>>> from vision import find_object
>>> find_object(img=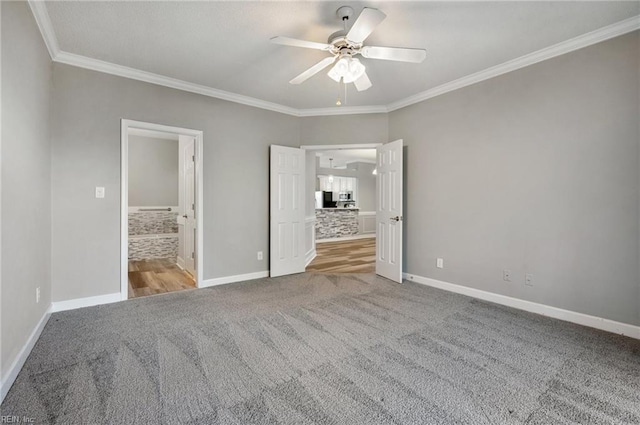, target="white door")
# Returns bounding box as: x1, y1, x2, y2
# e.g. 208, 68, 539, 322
270, 145, 305, 277
182, 136, 197, 276
376, 139, 403, 283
